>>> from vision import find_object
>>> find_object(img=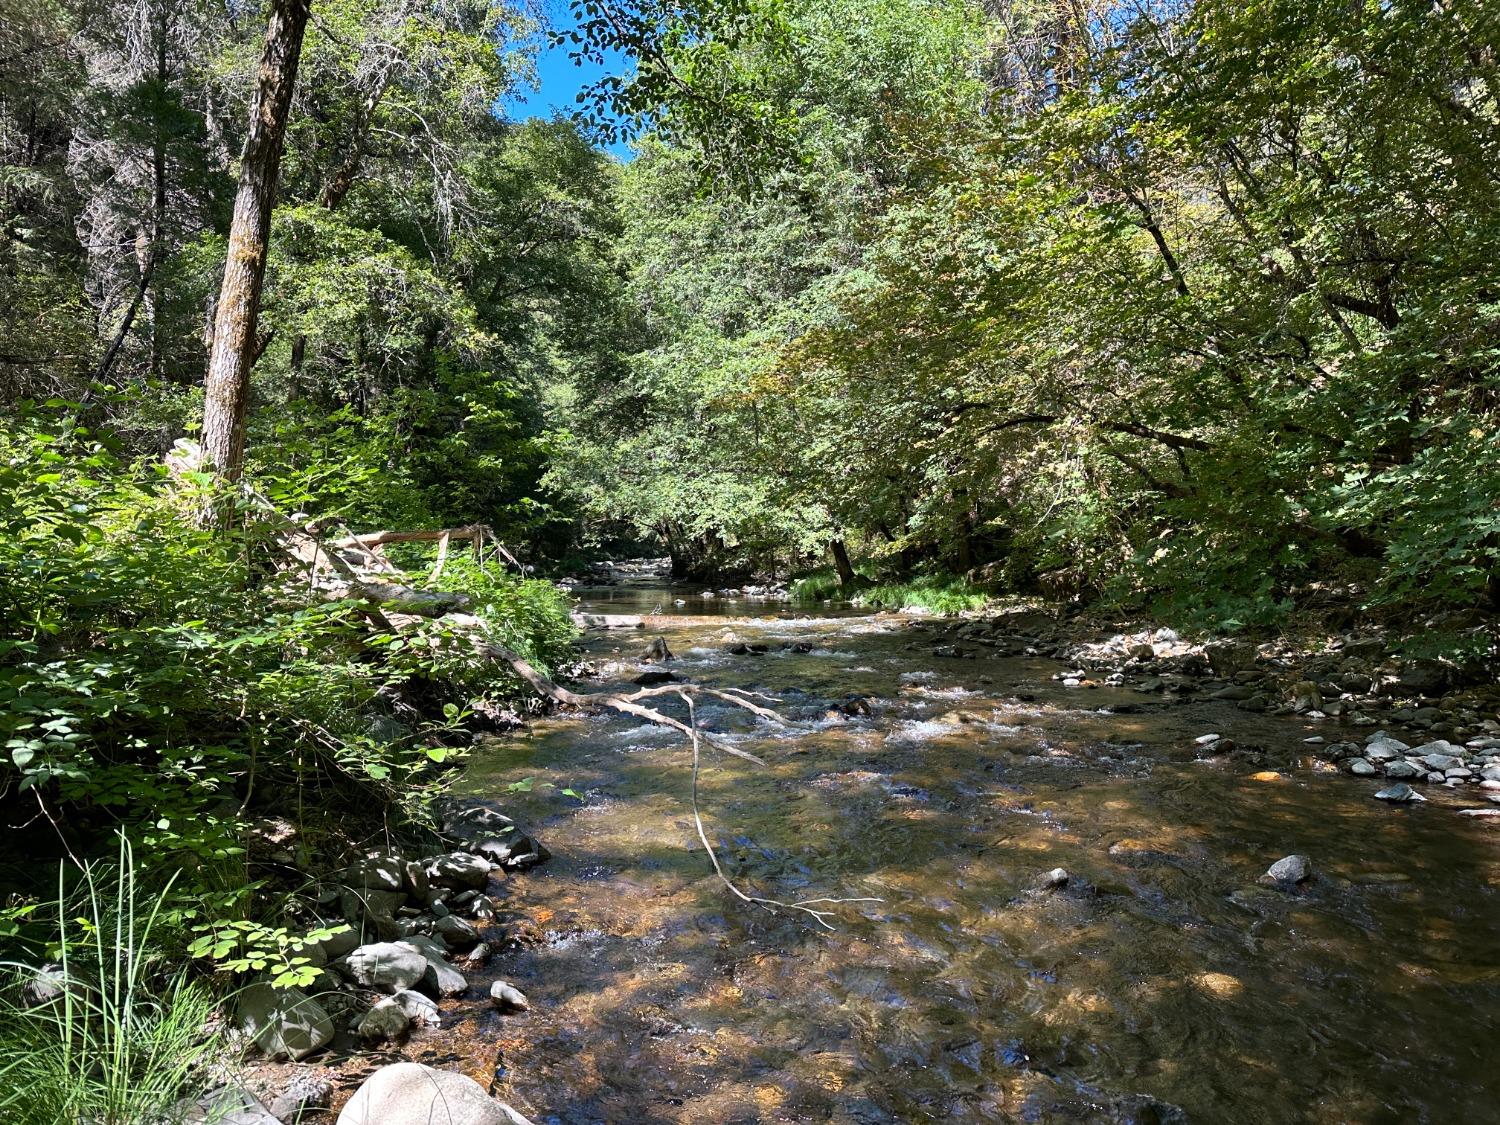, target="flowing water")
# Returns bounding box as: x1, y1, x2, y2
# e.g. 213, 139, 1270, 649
441, 578, 1500, 1124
